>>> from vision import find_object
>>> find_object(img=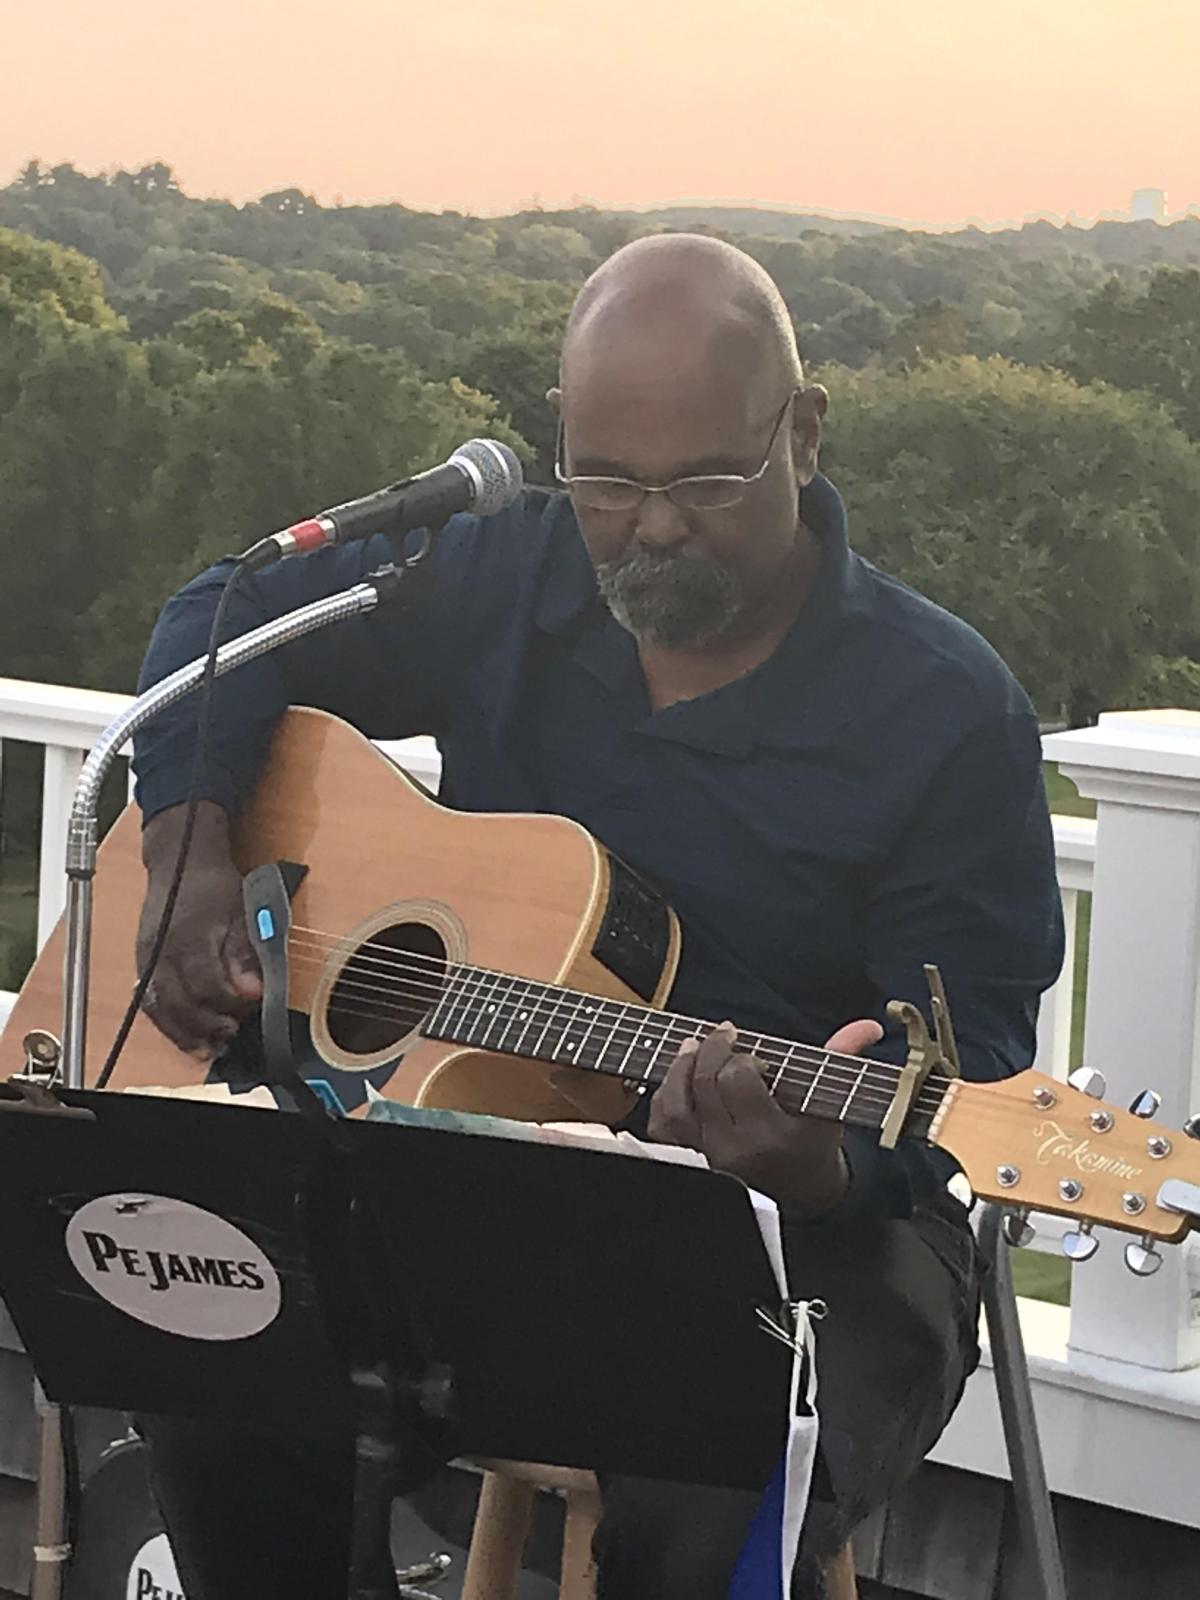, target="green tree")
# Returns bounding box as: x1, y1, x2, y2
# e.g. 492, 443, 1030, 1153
820, 357, 1200, 723
1056, 268, 1200, 440
1122, 654, 1200, 712
459, 313, 566, 479
886, 299, 969, 365
0, 227, 118, 327
81, 344, 529, 688
0, 312, 166, 684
